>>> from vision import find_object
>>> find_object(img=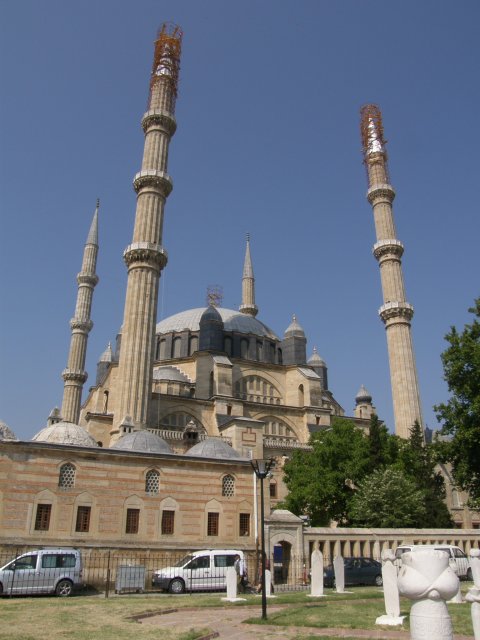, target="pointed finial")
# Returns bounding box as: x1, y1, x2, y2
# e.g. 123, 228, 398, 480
96, 198, 100, 209
86, 200, 99, 246
246, 232, 250, 242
